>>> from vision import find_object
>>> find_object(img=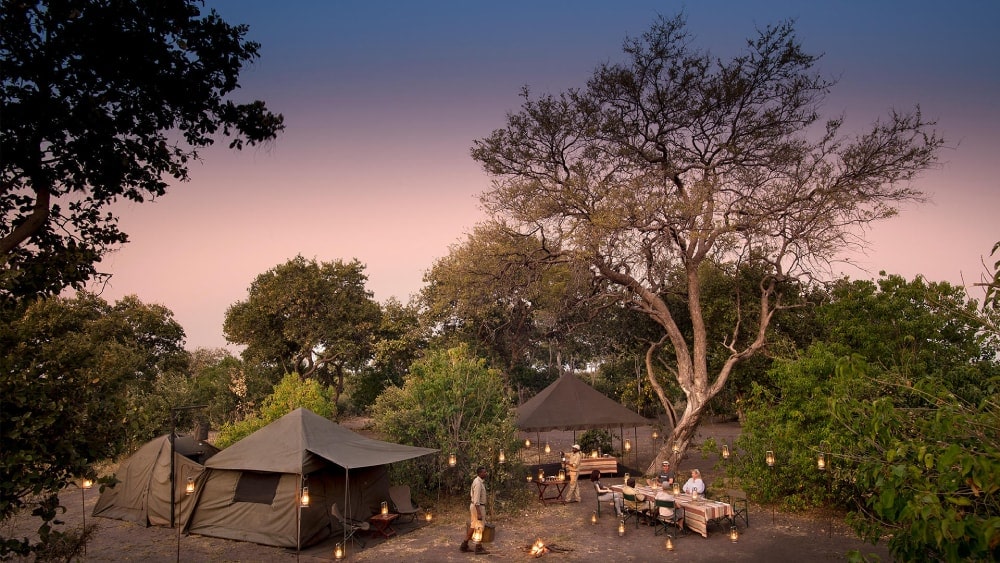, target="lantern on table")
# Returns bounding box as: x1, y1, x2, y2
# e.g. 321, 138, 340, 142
672, 482, 681, 496
557, 469, 565, 481
538, 468, 545, 480
381, 501, 388, 515
591, 450, 598, 458
691, 490, 699, 501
